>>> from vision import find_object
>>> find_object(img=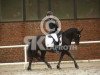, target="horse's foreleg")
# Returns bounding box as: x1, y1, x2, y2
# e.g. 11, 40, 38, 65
66, 51, 79, 69
57, 52, 65, 69
40, 51, 52, 69
27, 57, 33, 70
